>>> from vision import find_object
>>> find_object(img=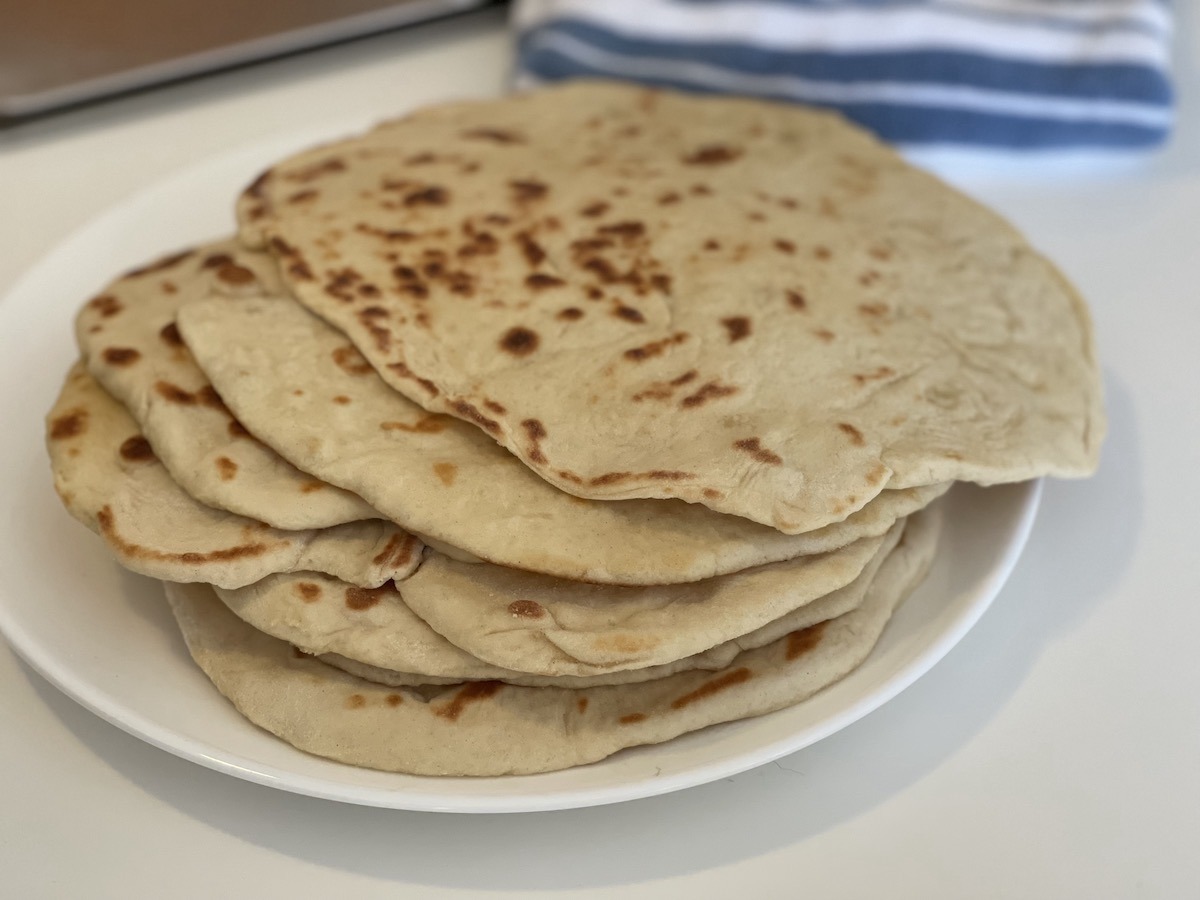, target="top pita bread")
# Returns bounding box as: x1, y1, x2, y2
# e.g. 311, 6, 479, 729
238, 80, 1104, 533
